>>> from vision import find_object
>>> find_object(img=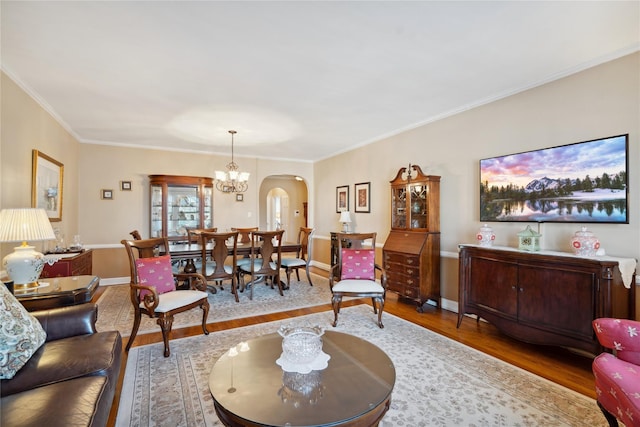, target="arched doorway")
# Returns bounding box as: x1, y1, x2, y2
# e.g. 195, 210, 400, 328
260, 175, 308, 242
